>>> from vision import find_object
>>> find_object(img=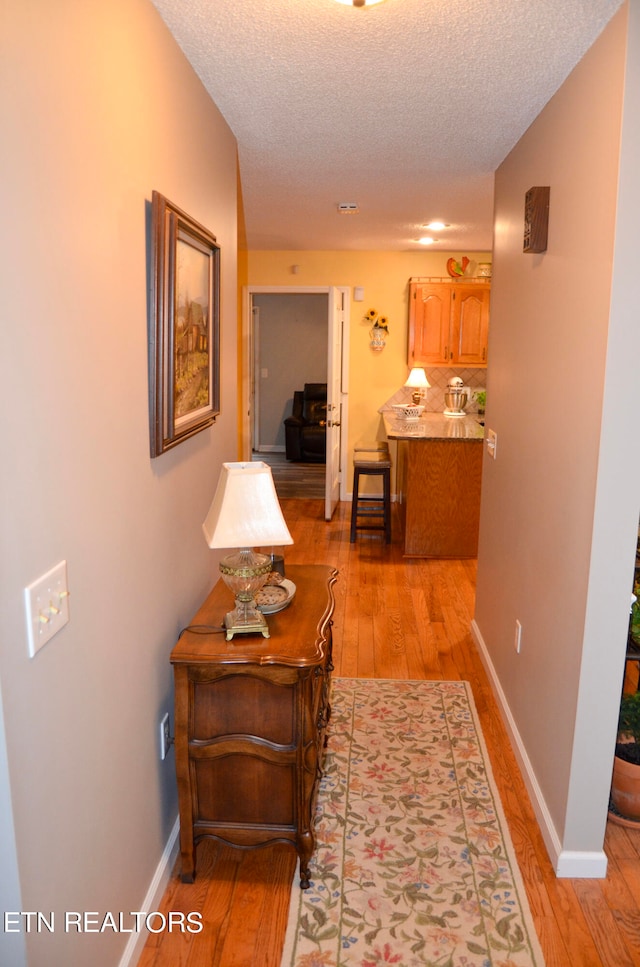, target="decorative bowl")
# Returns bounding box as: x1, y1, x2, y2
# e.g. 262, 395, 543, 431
392, 404, 424, 421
